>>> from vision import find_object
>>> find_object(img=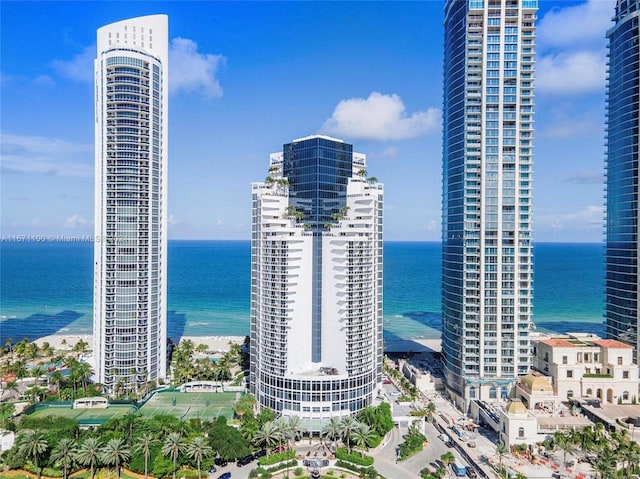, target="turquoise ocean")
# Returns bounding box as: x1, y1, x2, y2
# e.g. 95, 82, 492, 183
0, 241, 605, 343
